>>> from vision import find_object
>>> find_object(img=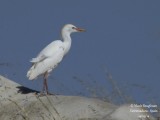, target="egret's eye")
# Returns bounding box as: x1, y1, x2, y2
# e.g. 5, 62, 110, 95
72, 27, 75, 29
